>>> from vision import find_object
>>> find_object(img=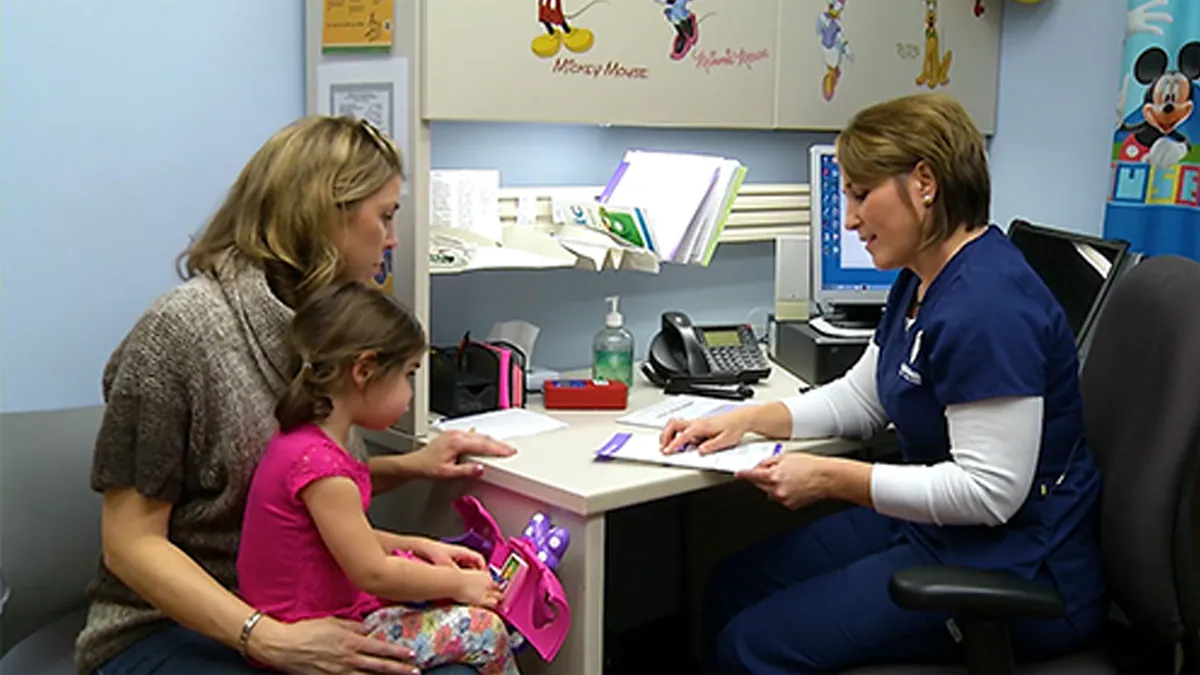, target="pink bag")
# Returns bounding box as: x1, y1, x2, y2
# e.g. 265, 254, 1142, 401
444, 496, 572, 661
